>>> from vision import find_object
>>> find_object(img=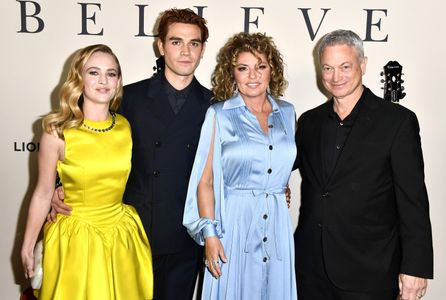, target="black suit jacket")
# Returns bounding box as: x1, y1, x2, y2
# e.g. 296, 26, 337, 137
120, 74, 212, 255
295, 87, 433, 291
